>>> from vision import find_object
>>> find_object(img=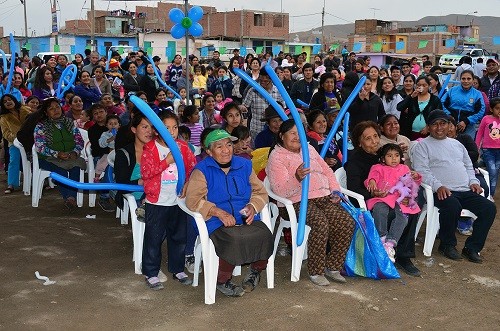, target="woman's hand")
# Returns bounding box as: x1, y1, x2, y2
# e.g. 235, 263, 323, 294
411, 89, 419, 98
219, 210, 236, 227
295, 163, 311, 182
359, 88, 369, 100
57, 151, 70, 160
419, 126, 429, 136
457, 121, 466, 132
410, 171, 419, 180
240, 204, 256, 225
325, 157, 337, 167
